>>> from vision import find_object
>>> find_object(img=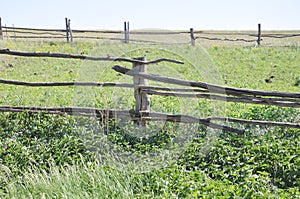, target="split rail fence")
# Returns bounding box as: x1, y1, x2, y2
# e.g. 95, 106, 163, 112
0, 48, 299, 134
1, 18, 300, 46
